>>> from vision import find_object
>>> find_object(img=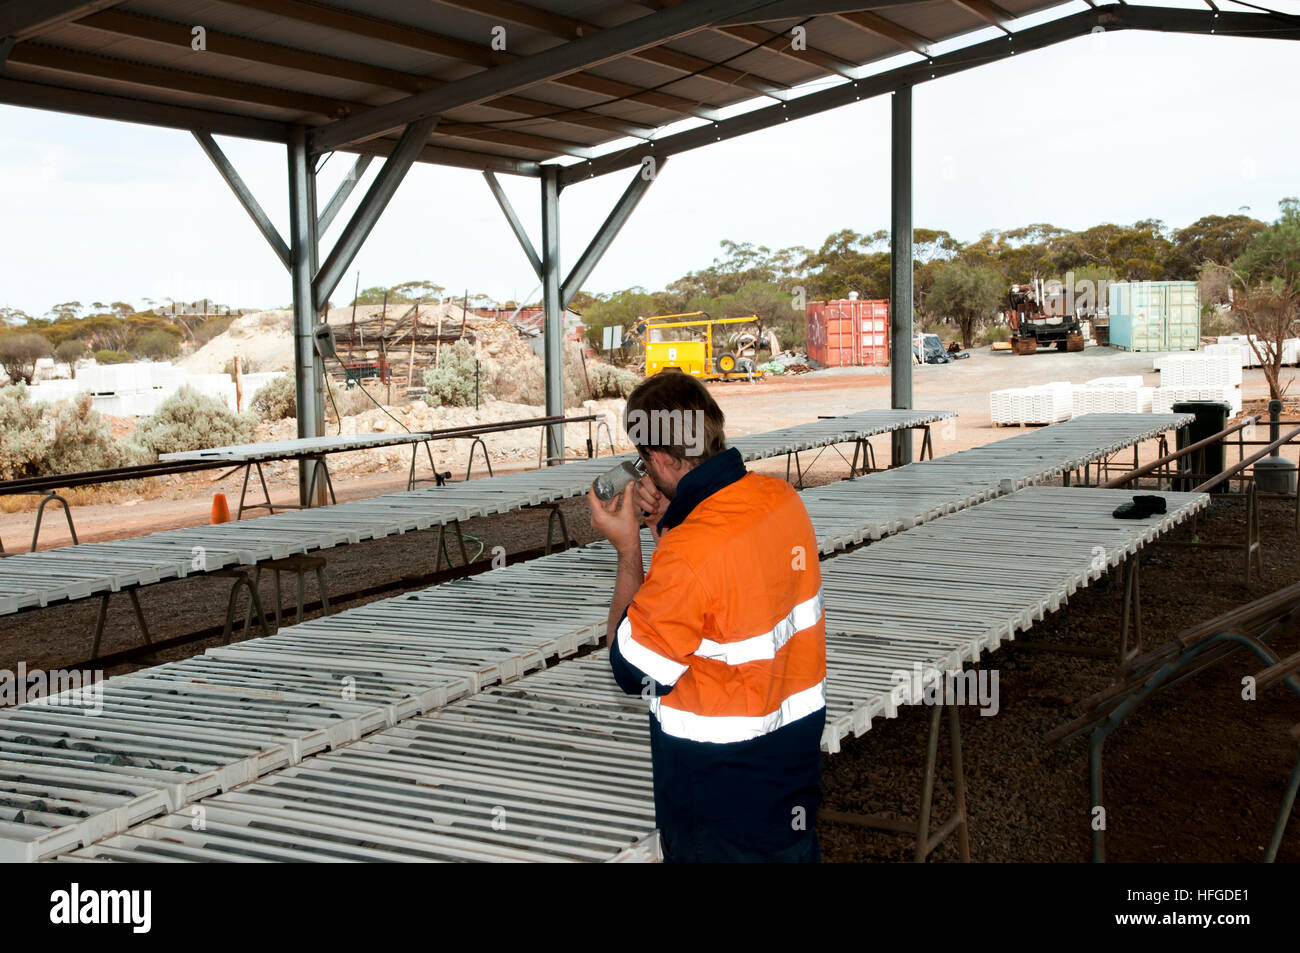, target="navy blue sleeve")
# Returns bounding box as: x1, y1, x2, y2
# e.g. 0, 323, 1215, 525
608, 608, 674, 697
